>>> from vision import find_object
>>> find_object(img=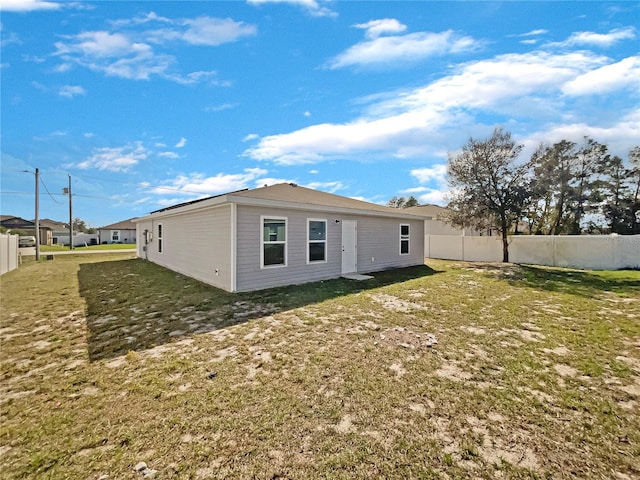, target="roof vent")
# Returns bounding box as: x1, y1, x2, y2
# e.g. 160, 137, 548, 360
289, 182, 298, 187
